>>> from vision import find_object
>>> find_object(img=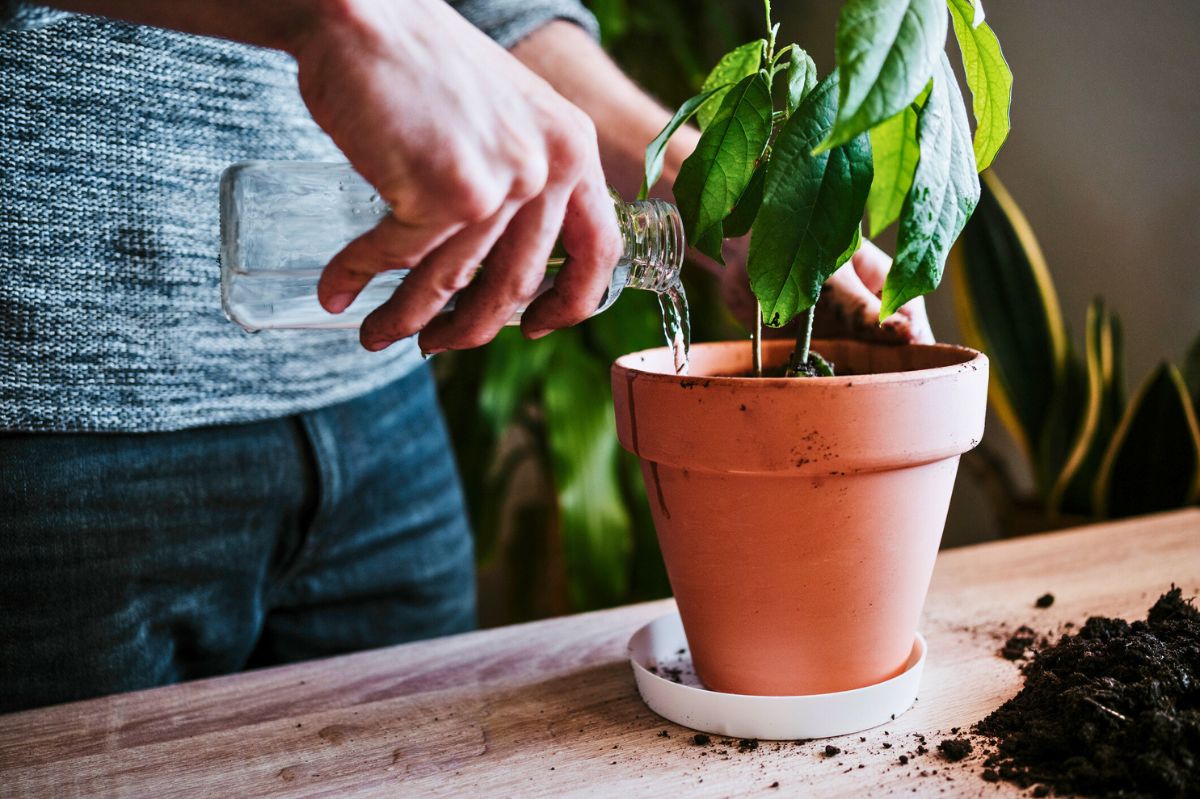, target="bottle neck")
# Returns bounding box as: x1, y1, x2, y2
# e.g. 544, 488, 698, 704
614, 195, 685, 292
